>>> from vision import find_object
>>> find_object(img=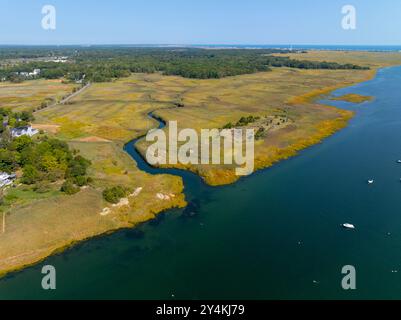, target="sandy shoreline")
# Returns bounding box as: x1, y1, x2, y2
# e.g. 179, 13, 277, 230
0, 187, 186, 278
